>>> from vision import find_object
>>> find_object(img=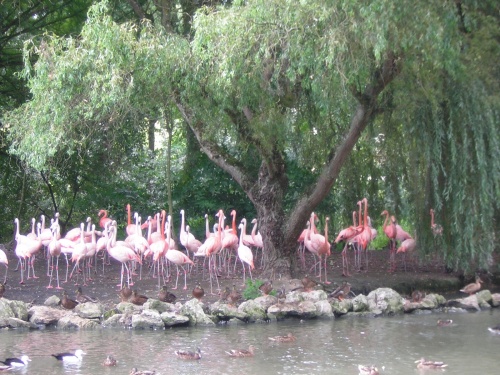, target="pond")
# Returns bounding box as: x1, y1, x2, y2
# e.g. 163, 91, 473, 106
1, 308, 498, 374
